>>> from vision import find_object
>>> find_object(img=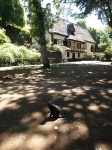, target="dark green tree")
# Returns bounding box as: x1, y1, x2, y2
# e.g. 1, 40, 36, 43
56, 0, 112, 28
88, 27, 102, 49
0, 0, 25, 28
